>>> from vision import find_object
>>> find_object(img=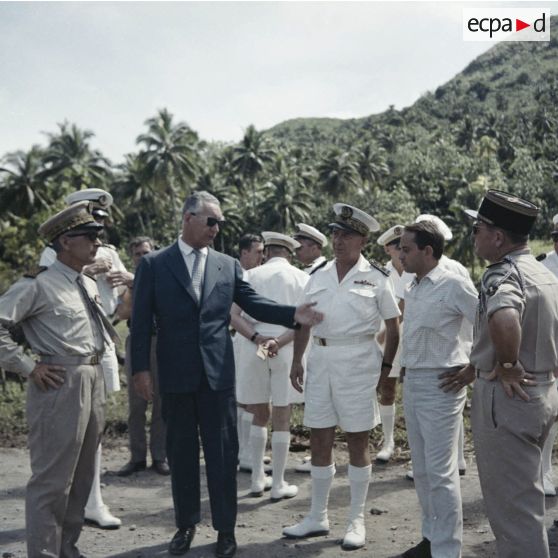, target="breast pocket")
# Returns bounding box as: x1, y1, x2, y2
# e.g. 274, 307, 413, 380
347, 288, 378, 321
